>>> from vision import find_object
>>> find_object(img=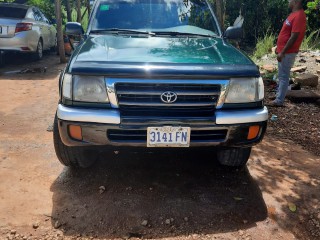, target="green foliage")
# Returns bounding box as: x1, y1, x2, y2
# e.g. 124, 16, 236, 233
27, 0, 55, 21
73, 7, 89, 31
252, 33, 276, 60
300, 30, 320, 51
219, 0, 320, 47
62, 6, 88, 30
262, 70, 278, 80
28, 0, 90, 30
223, 0, 288, 45
305, 0, 320, 33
